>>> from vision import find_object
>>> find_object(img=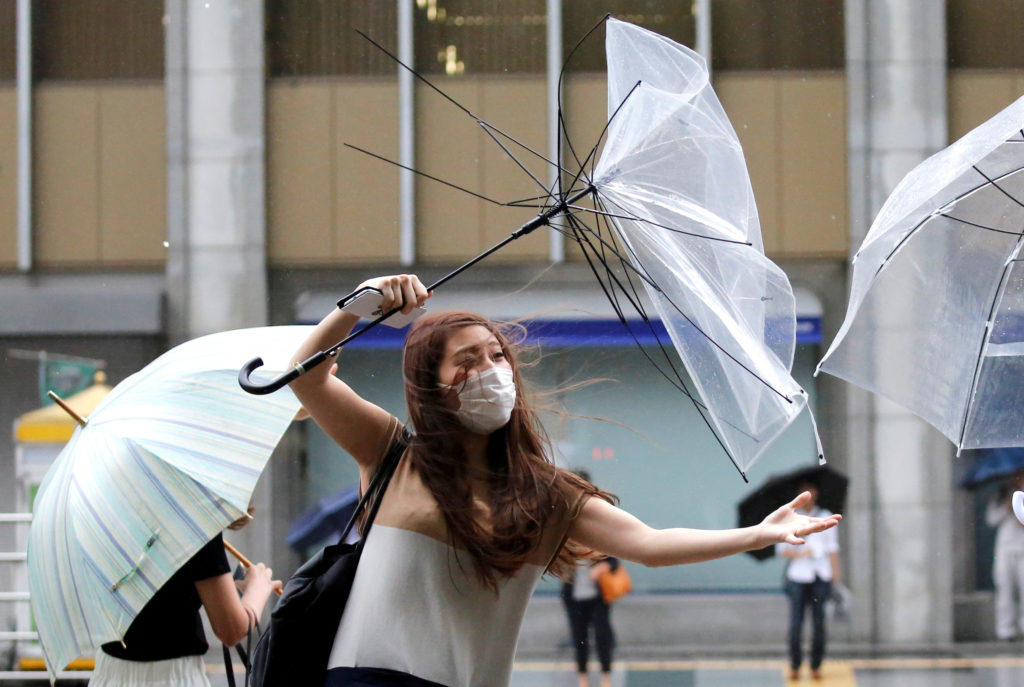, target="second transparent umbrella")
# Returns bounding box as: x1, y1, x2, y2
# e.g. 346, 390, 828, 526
818, 95, 1024, 453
